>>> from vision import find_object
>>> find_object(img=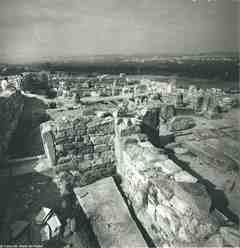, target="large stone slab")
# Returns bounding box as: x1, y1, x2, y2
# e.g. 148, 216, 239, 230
74, 177, 147, 248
